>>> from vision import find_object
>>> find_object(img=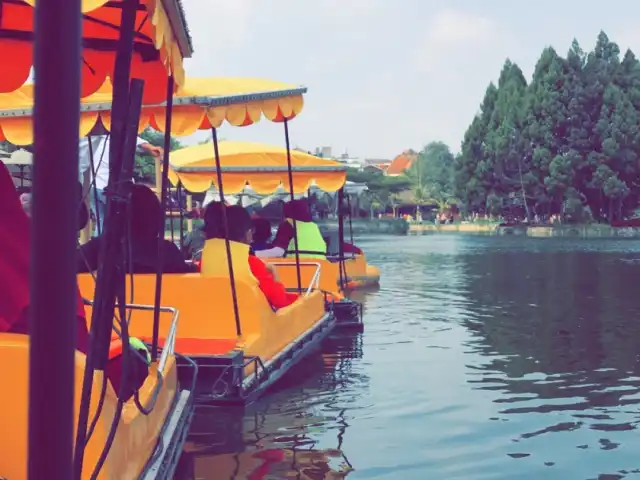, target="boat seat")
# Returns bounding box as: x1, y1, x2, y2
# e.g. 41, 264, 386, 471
0, 332, 179, 479
262, 257, 354, 296
78, 273, 328, 363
